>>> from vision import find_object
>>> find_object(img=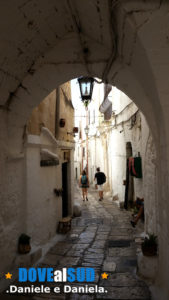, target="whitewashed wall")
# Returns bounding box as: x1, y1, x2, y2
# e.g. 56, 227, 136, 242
26, 133, 62, 246
109, 88, 157, 234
